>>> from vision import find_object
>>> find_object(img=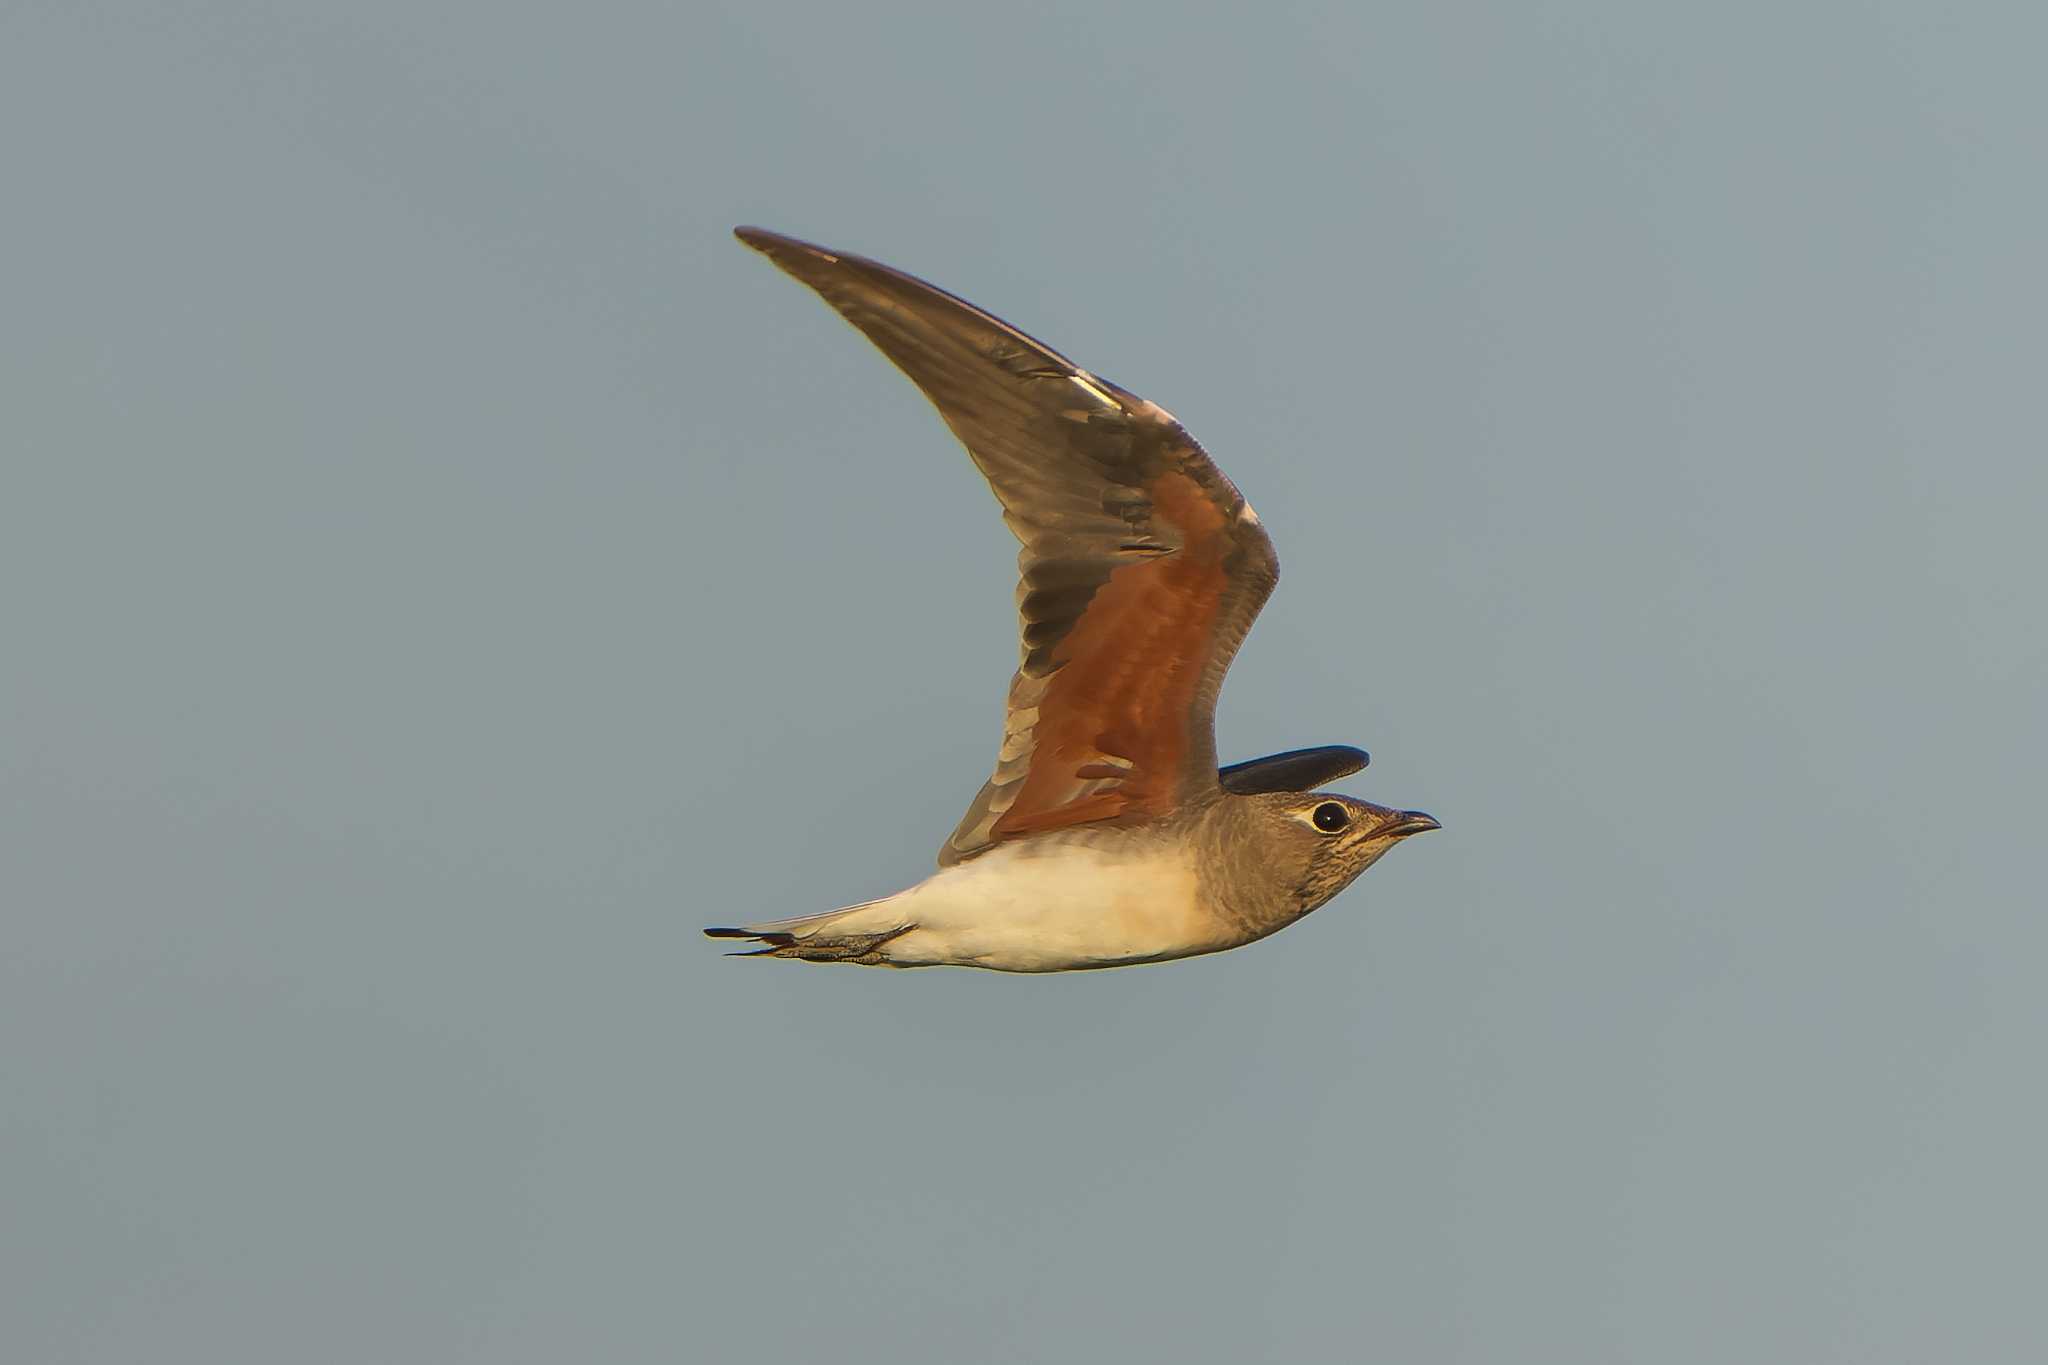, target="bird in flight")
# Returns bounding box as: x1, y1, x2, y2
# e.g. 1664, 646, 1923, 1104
707, 227, 1437, 971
